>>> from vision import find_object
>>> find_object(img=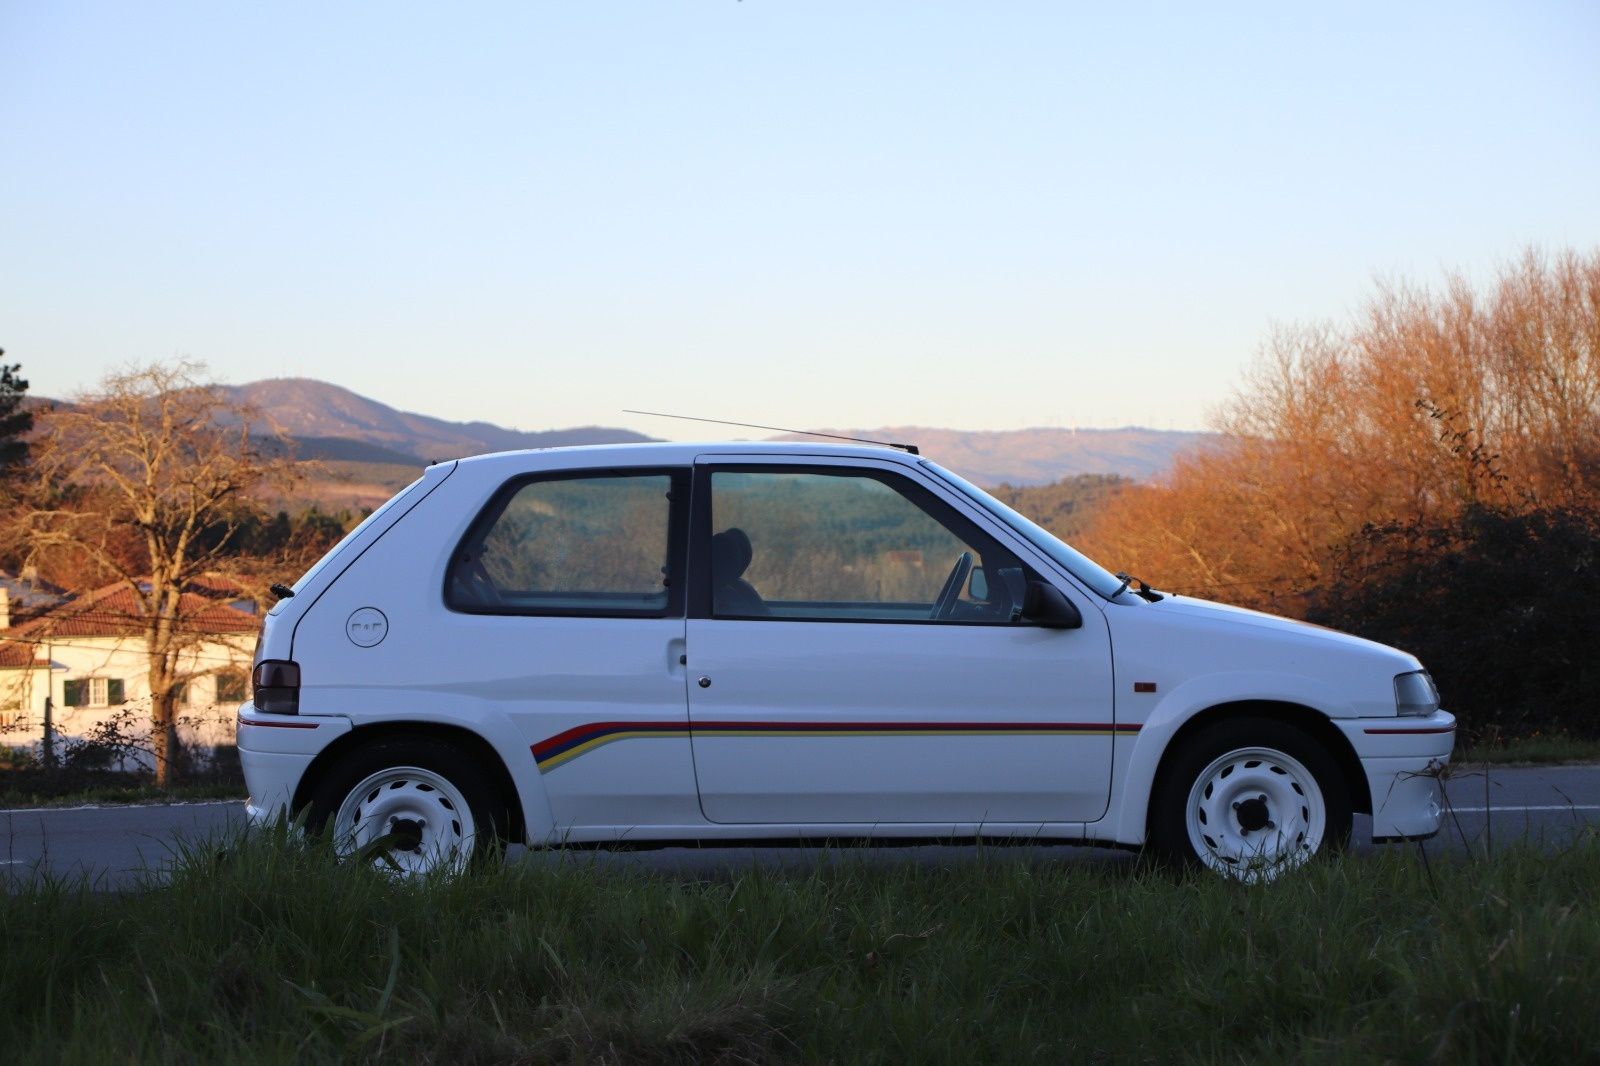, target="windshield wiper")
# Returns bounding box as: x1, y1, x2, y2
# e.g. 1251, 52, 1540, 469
1112, 572, 1163, 602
